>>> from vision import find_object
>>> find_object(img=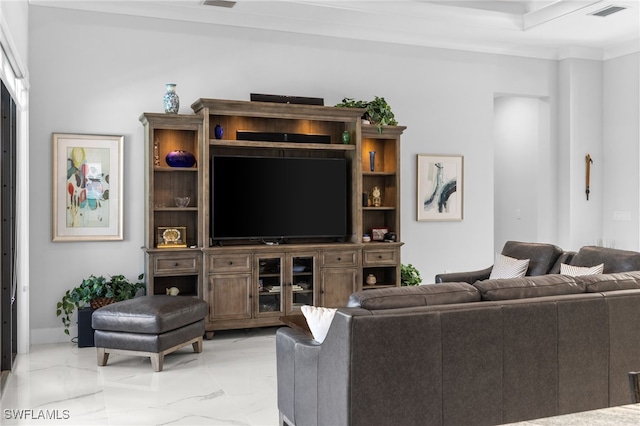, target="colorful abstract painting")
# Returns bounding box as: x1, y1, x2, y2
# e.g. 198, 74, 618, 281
53, 134, 123, 241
